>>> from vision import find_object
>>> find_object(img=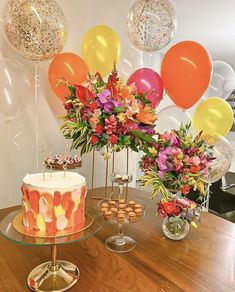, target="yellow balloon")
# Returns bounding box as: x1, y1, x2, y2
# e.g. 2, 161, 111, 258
81, 25, 121, 77
193, 97, 234, 136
